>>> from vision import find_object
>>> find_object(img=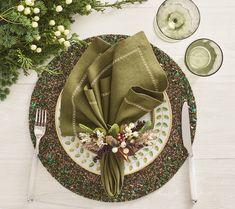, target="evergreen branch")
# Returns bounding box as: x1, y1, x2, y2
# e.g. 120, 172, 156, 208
0, 0, 147, 101
16, 49, 33, 70
0, 6, 16, 16
0, 14, 22, 25
95, 0, 147, 9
